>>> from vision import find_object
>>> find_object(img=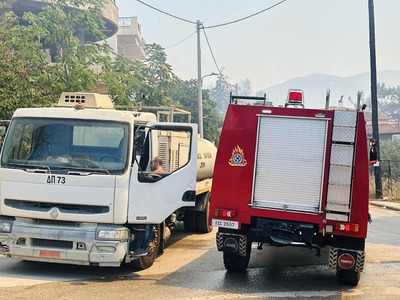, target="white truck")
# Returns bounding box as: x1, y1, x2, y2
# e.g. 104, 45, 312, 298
0, 92, 216, 269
